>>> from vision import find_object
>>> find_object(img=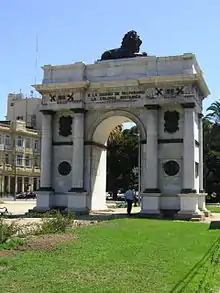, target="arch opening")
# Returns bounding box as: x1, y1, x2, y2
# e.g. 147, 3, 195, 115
89, 113, 146, 211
